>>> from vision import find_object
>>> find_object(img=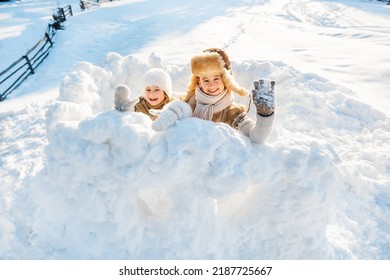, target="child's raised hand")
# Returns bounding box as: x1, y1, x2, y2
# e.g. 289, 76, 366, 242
151, 100, 193, 131
114, 85, 139, 112
252, 79, 275, 117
